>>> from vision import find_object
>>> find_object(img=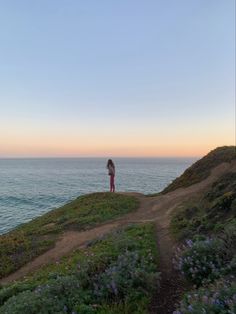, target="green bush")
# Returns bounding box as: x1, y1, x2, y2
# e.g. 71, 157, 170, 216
93, 251, 159, 300
174, 237, 233, 286
174, 278, 236, 314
